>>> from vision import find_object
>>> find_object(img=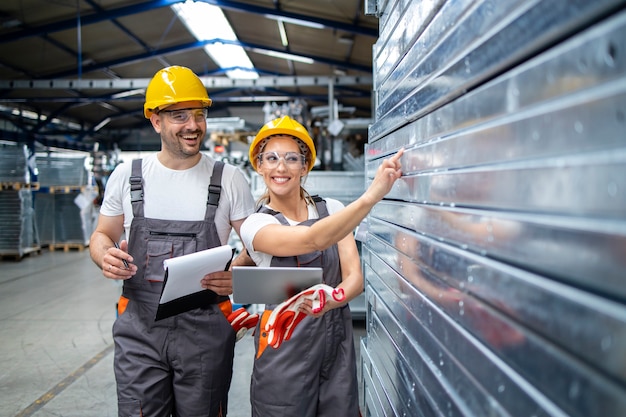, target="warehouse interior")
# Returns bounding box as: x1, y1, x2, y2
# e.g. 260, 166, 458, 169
0, 1, 374, 415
